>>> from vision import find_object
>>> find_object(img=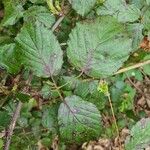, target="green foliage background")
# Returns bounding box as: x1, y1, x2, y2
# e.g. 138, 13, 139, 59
0, 0, 150, 149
